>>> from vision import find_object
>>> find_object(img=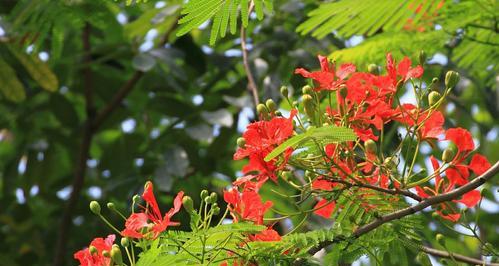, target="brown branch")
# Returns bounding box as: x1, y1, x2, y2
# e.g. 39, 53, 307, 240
308, 161, 499, 255
420, 245, 499, 266
241, 1, 259, 107
54, 23, 95, 266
